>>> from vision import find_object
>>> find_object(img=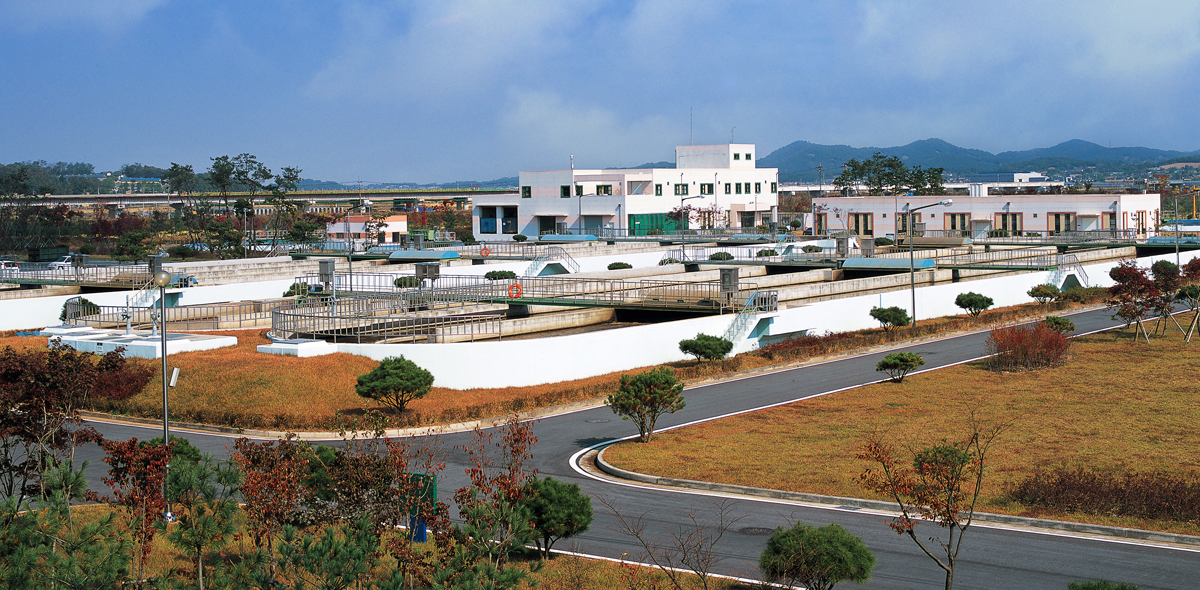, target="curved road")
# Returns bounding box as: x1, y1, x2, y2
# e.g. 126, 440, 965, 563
80, 306, 1199, 589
